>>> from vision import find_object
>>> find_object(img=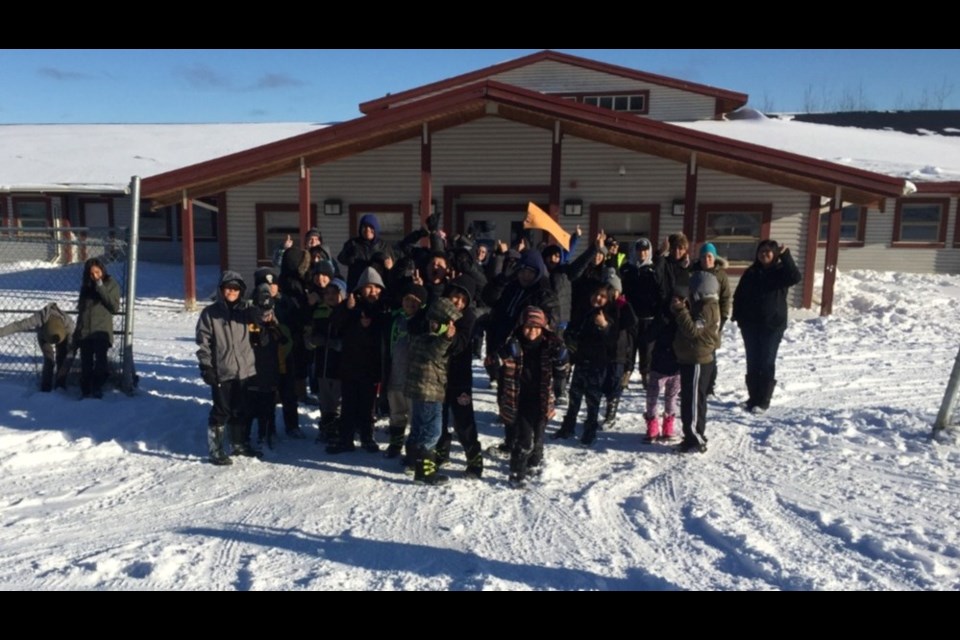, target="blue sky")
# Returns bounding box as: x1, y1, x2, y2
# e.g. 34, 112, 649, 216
1, 49, 958, 124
